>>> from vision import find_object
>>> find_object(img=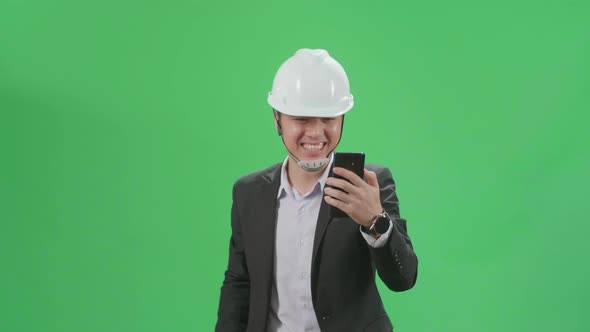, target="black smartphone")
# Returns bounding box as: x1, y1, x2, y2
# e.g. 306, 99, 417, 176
327, 152, 366, 218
